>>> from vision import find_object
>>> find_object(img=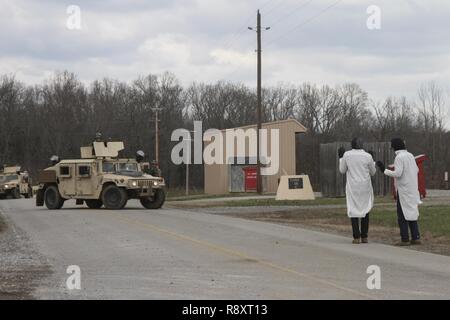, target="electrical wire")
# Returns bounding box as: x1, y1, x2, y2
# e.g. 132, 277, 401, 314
222, 0, 277, 51
265, 0, 343, 48
260, 0, 286, 17
267, 0, 315, 28
219, 0, 343, 83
